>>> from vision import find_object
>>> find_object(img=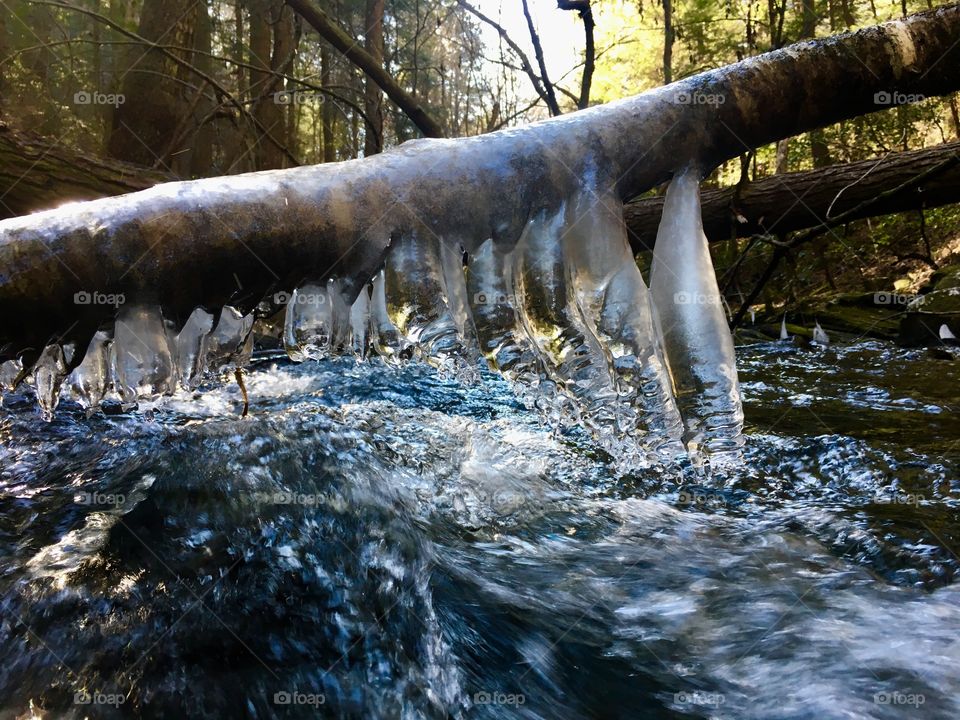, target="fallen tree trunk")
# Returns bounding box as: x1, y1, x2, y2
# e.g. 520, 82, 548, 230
0, 122, 172, 219
624, 141, 960, 250
1, 5, 960, 360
